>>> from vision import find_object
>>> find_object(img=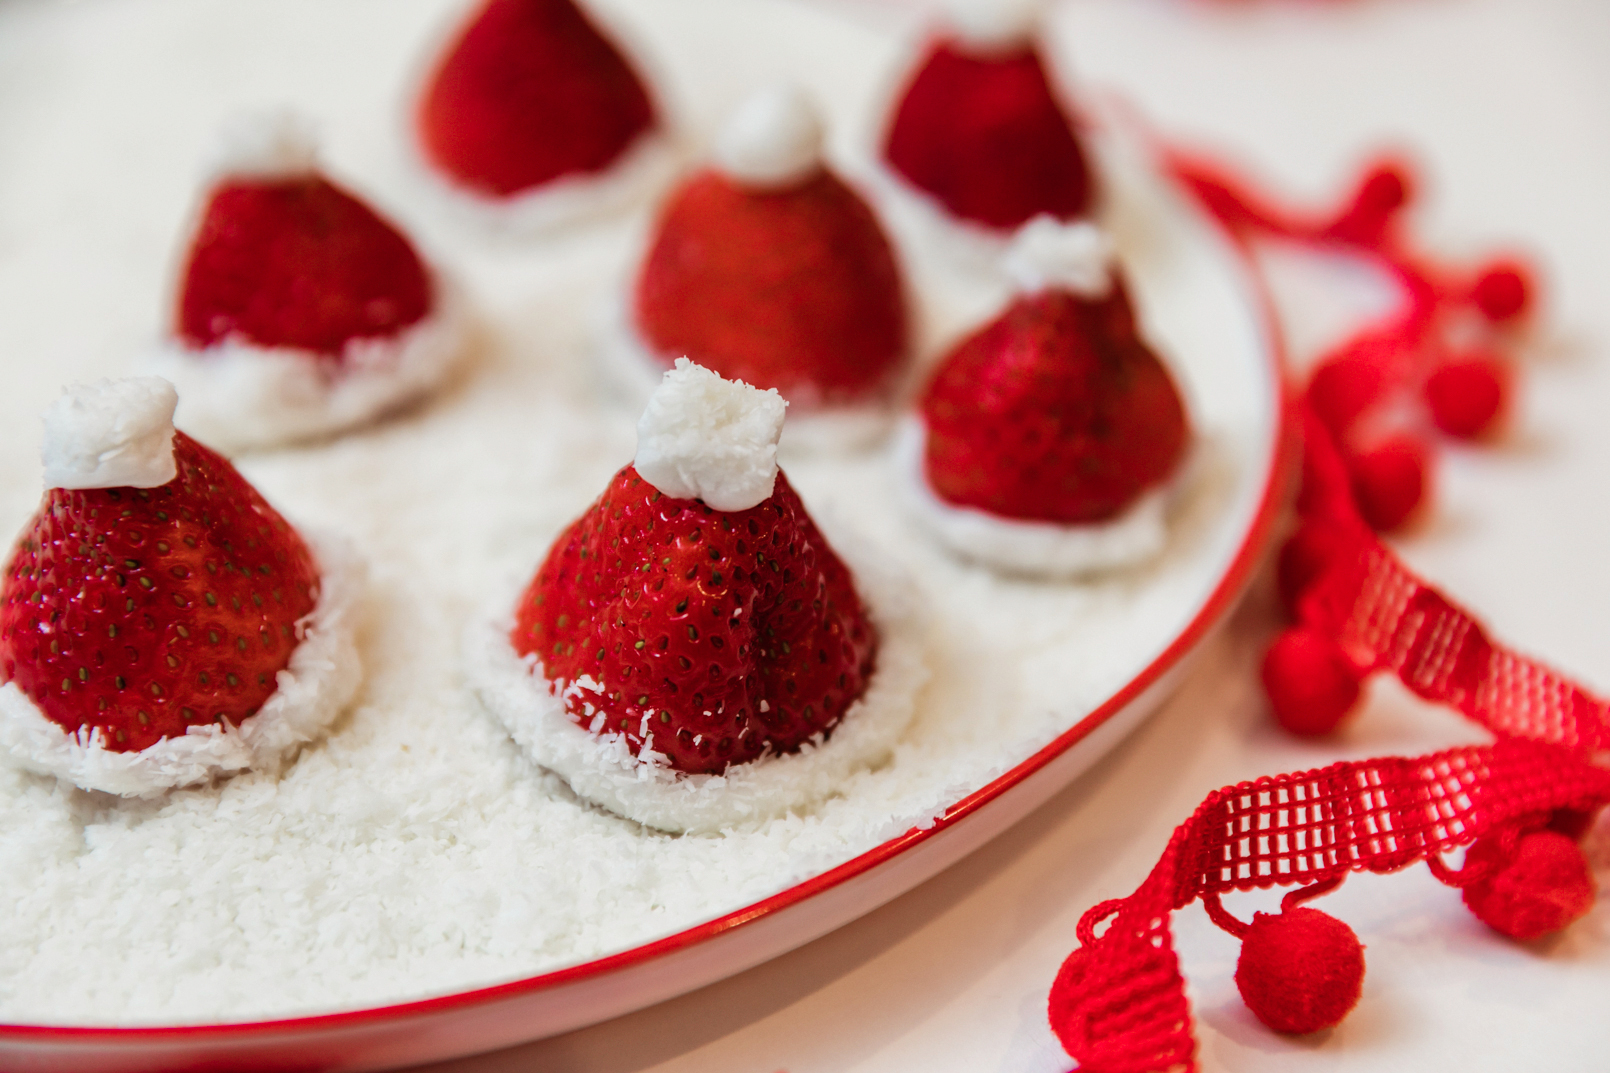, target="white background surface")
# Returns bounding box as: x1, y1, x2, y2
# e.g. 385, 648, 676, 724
410, 0, 1610, 1069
